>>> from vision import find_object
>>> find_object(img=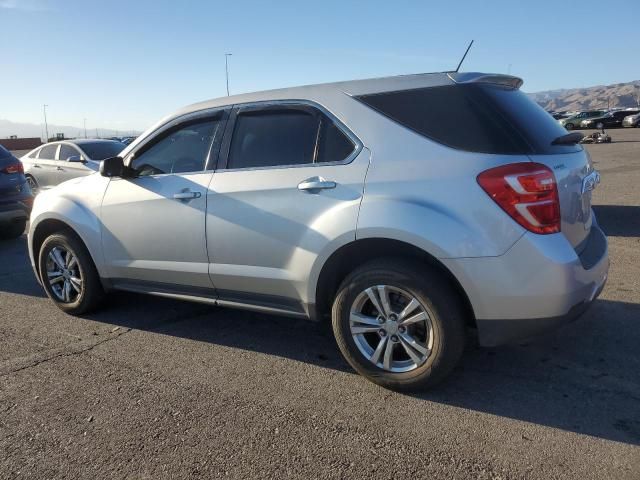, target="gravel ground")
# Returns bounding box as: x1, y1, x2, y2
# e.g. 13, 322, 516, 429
1, 128, 639, 479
